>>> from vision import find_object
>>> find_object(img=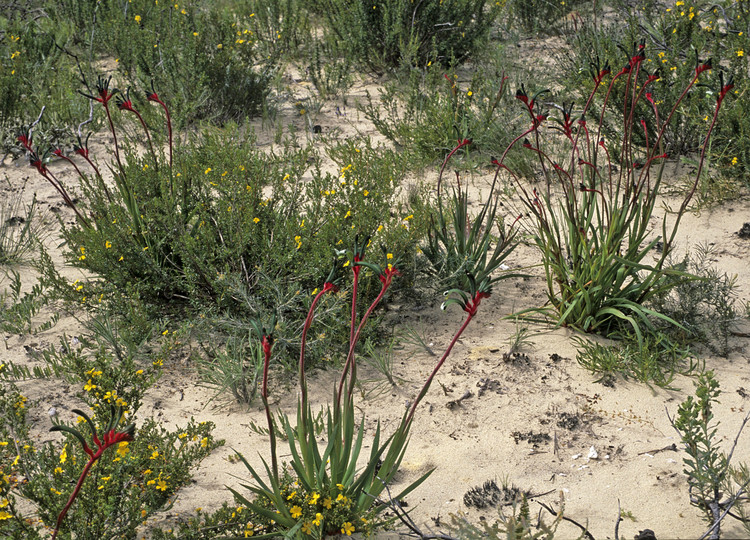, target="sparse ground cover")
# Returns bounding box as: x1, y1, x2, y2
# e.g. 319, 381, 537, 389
1, 0, 750, 538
